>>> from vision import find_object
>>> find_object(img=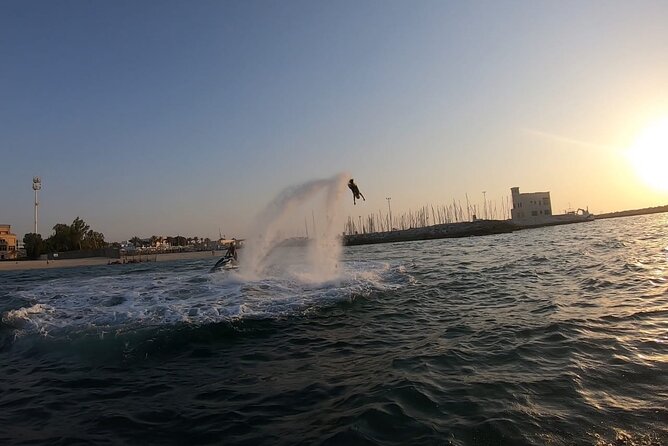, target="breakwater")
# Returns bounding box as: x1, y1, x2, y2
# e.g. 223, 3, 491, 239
343, 219, 517, 246
596, 204, 668, 219
343, 214, 596, 246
